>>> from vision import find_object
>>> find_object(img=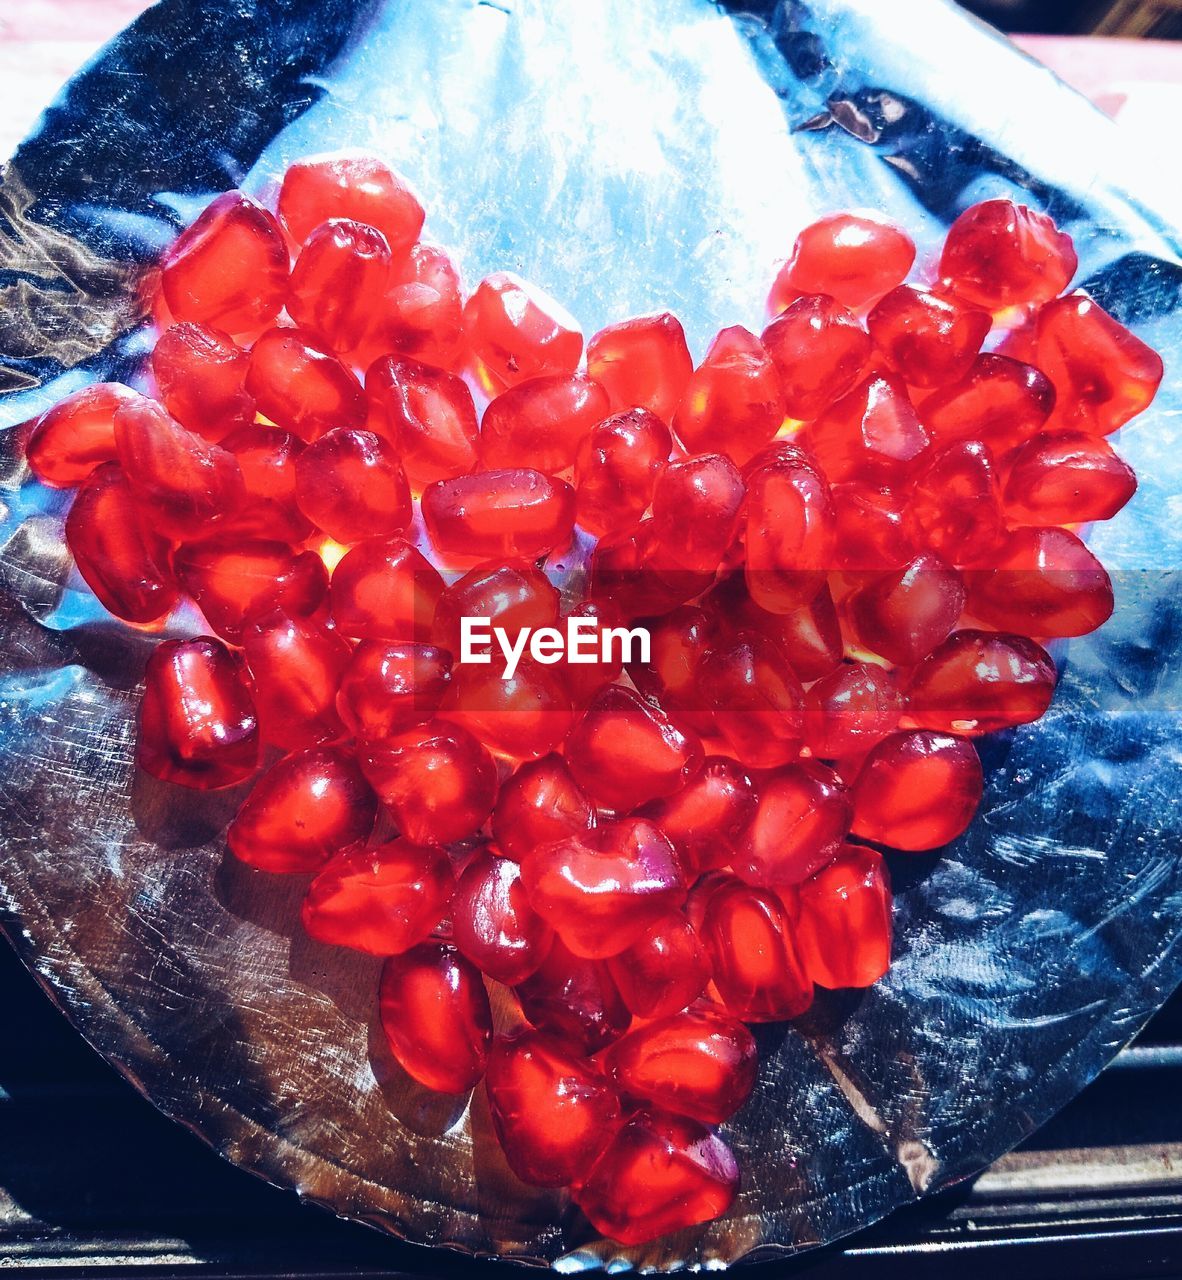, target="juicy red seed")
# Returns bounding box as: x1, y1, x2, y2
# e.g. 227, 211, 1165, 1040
514, 938, 632, 1053
797, 844, 892, 989
589, 519, 715, 622
245, 327, 366, 442
921, 353, 1056, 450
1003, 430, 1137, 525
847, 550, 966, 667
486, 1031, 622, 1188
228, 745, 376, 872
450, 848, 554, 986
432, 559, 559, 655
702, 632, 805, 770
65, 462, 178, 624
605, 913, 712, 1020
329, 537, 444, 643
702, 879, 813, 1022
220, 425, 313, 542
150, 323, 255, 441
566, 684, 702, 813
586, 312, 693, 424
761, 294, 871, 420
904, 439, 1005, 565
287, 217, 392, 353
574, 407, 671, 536
602, 1006, 758, 1124
802, 370, 929, 485
365, 355, 478, 489
906, 630, 1057, 736
673, 325, 785, 466
711, 574, 845, 683
770, 211, 915, 312
521, 819, 686, 959
379, 942, 492, 1094
491, 753, 595, 862
637, 756, 758, 878
422, 469, 576, 564
803, 661, 904, 760
336, 641, 452, 741
574, 1110, 740, 1246
442, 655, 574, 761
27, 382, 138, 488
628, 605, 719, 738
731, 763, 852, 887
293, 427, 412, 543
650, 453, 745, 573
480, 373, 610, 474
301, 838, 454, 956
278, 152, 424, 255
867, 284, 991, 390
939, 198, 1077, 311
160, 191, 289, 335
373, 242, 464, 369
358, 718, 499, 845
463, 271, 583, 390
851, 730, 983, 852
829, 483, 914, 571
137, 637, 258, 789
